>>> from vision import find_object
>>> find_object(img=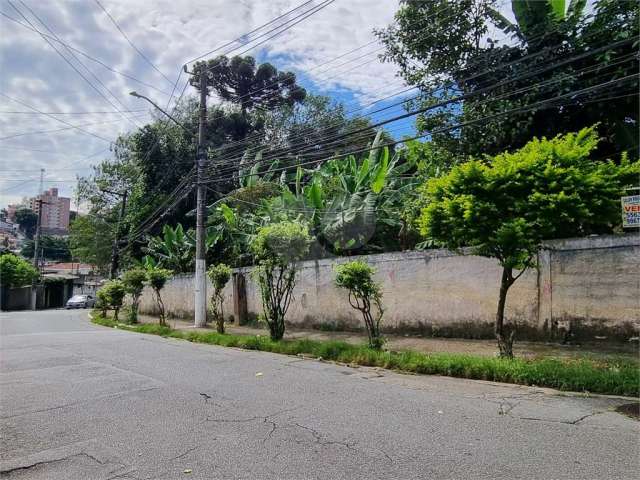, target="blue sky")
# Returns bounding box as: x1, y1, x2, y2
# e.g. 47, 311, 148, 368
0, 0, 529, 209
